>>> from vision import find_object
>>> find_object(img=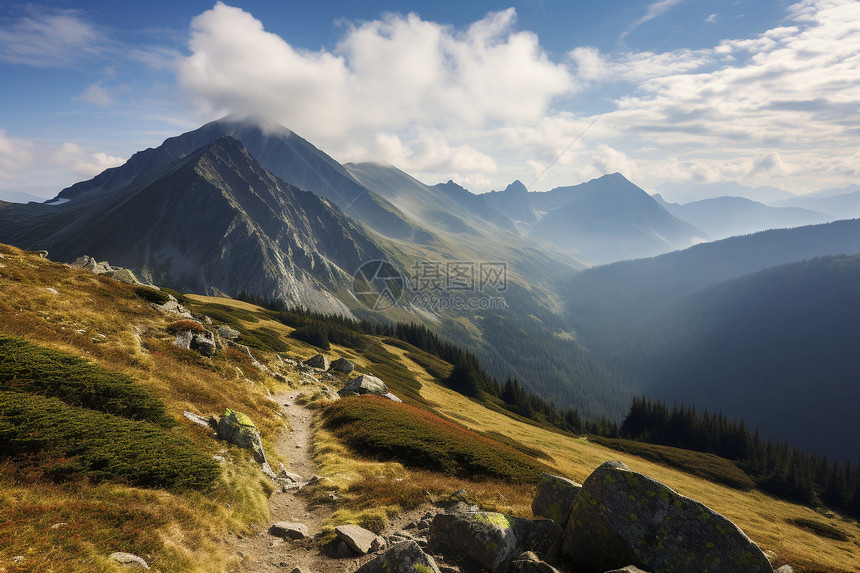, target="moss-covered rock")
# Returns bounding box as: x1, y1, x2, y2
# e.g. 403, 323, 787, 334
354, 540, 441, 573
532, 472, 582, 527
429, 512, 561, 573
562, 461, 773, 573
